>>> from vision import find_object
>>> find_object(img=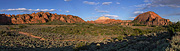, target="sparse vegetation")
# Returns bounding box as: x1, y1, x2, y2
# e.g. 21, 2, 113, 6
0, 22, 178, 51
19, 25, 27, 28
133, 24, 147, 26
116, 35, 124, 40
168, 21, 180, 34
